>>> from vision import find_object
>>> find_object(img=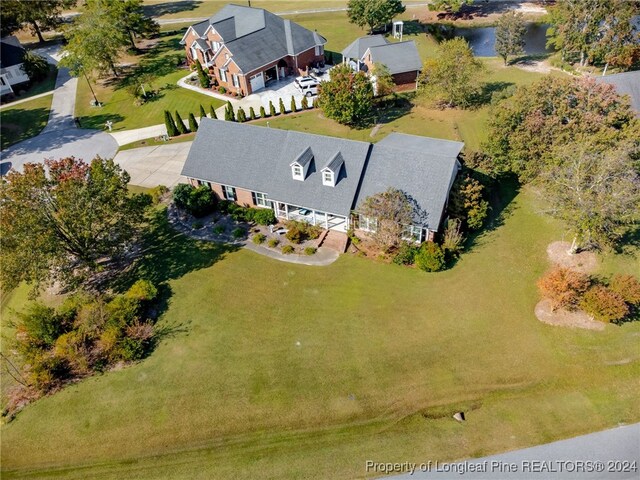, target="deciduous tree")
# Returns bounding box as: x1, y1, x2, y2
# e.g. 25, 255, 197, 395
537, 267, 591, 310
0, 0, 76, 43
430, 0, 472, 13
317, 63, 373, 126
347, 0, 405, 33
372, 62, 394, 97
419, 37, 483, 108
0, 157, 149, 293
495, 10, 526, 65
